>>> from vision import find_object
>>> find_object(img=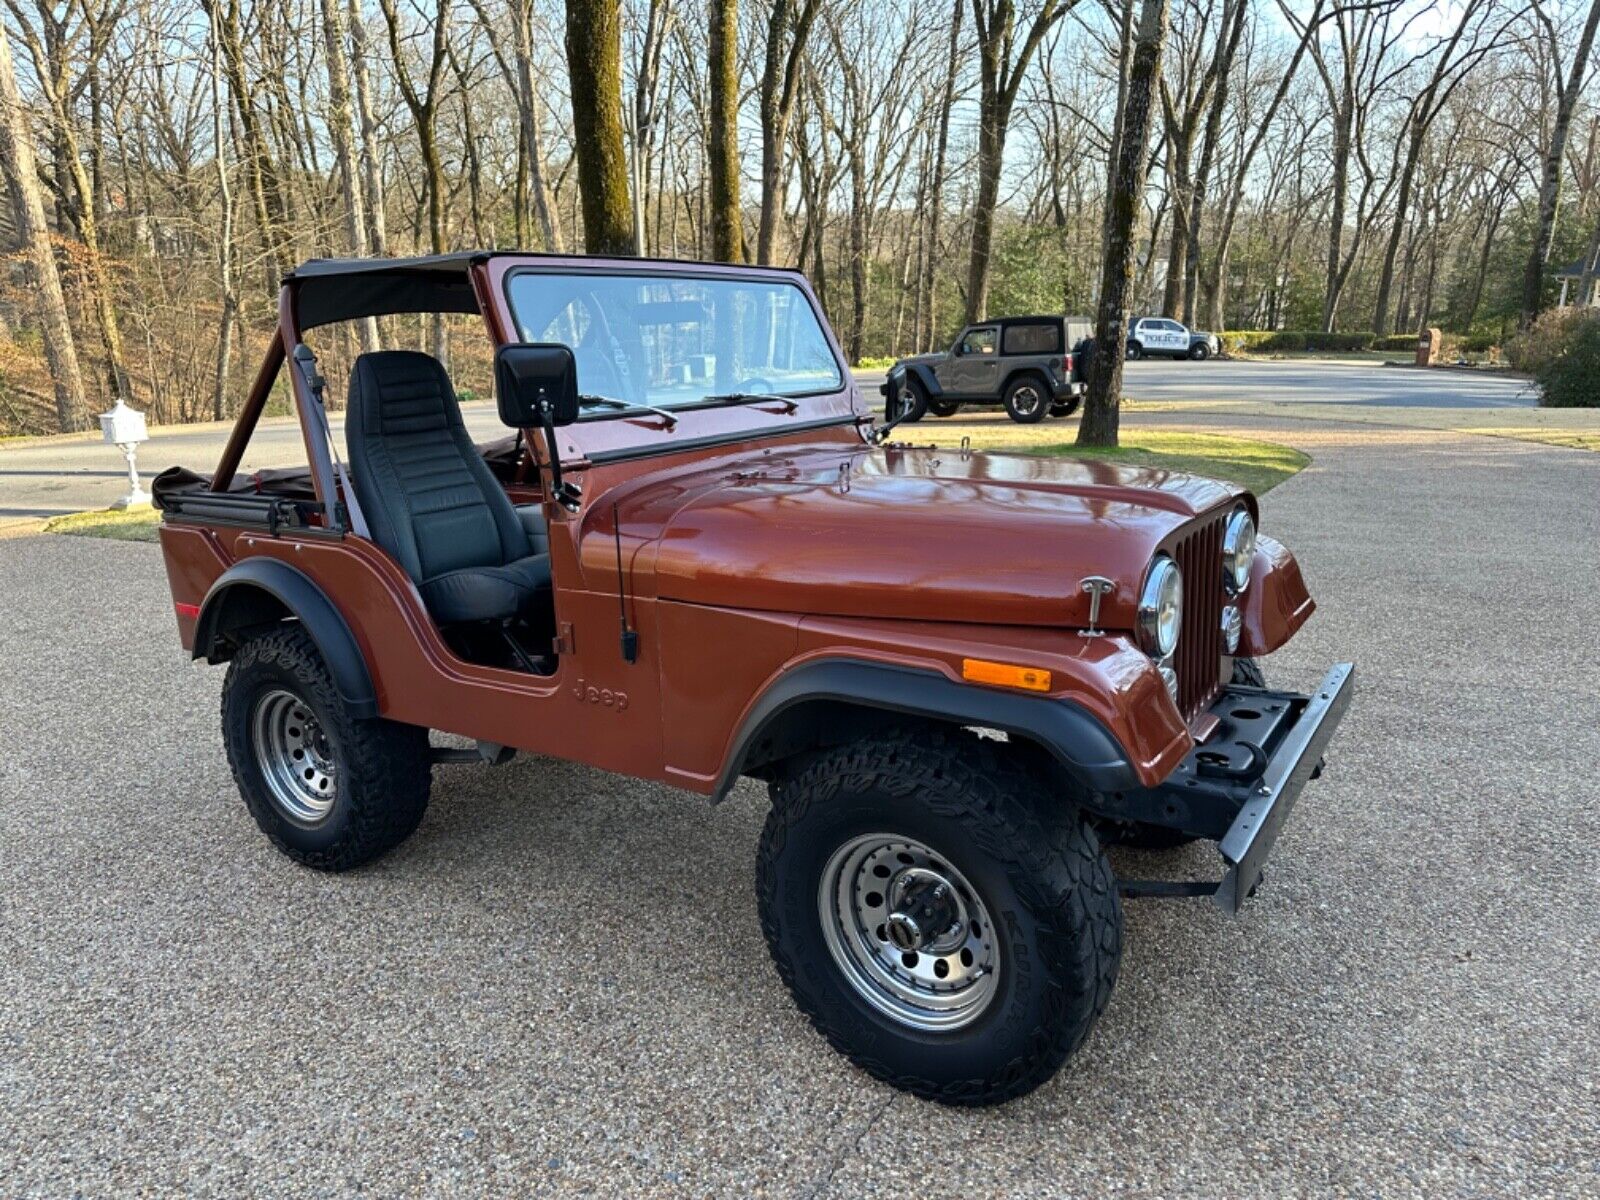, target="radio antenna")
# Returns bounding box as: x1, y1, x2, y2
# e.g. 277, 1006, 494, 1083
613, 502, 638, 664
